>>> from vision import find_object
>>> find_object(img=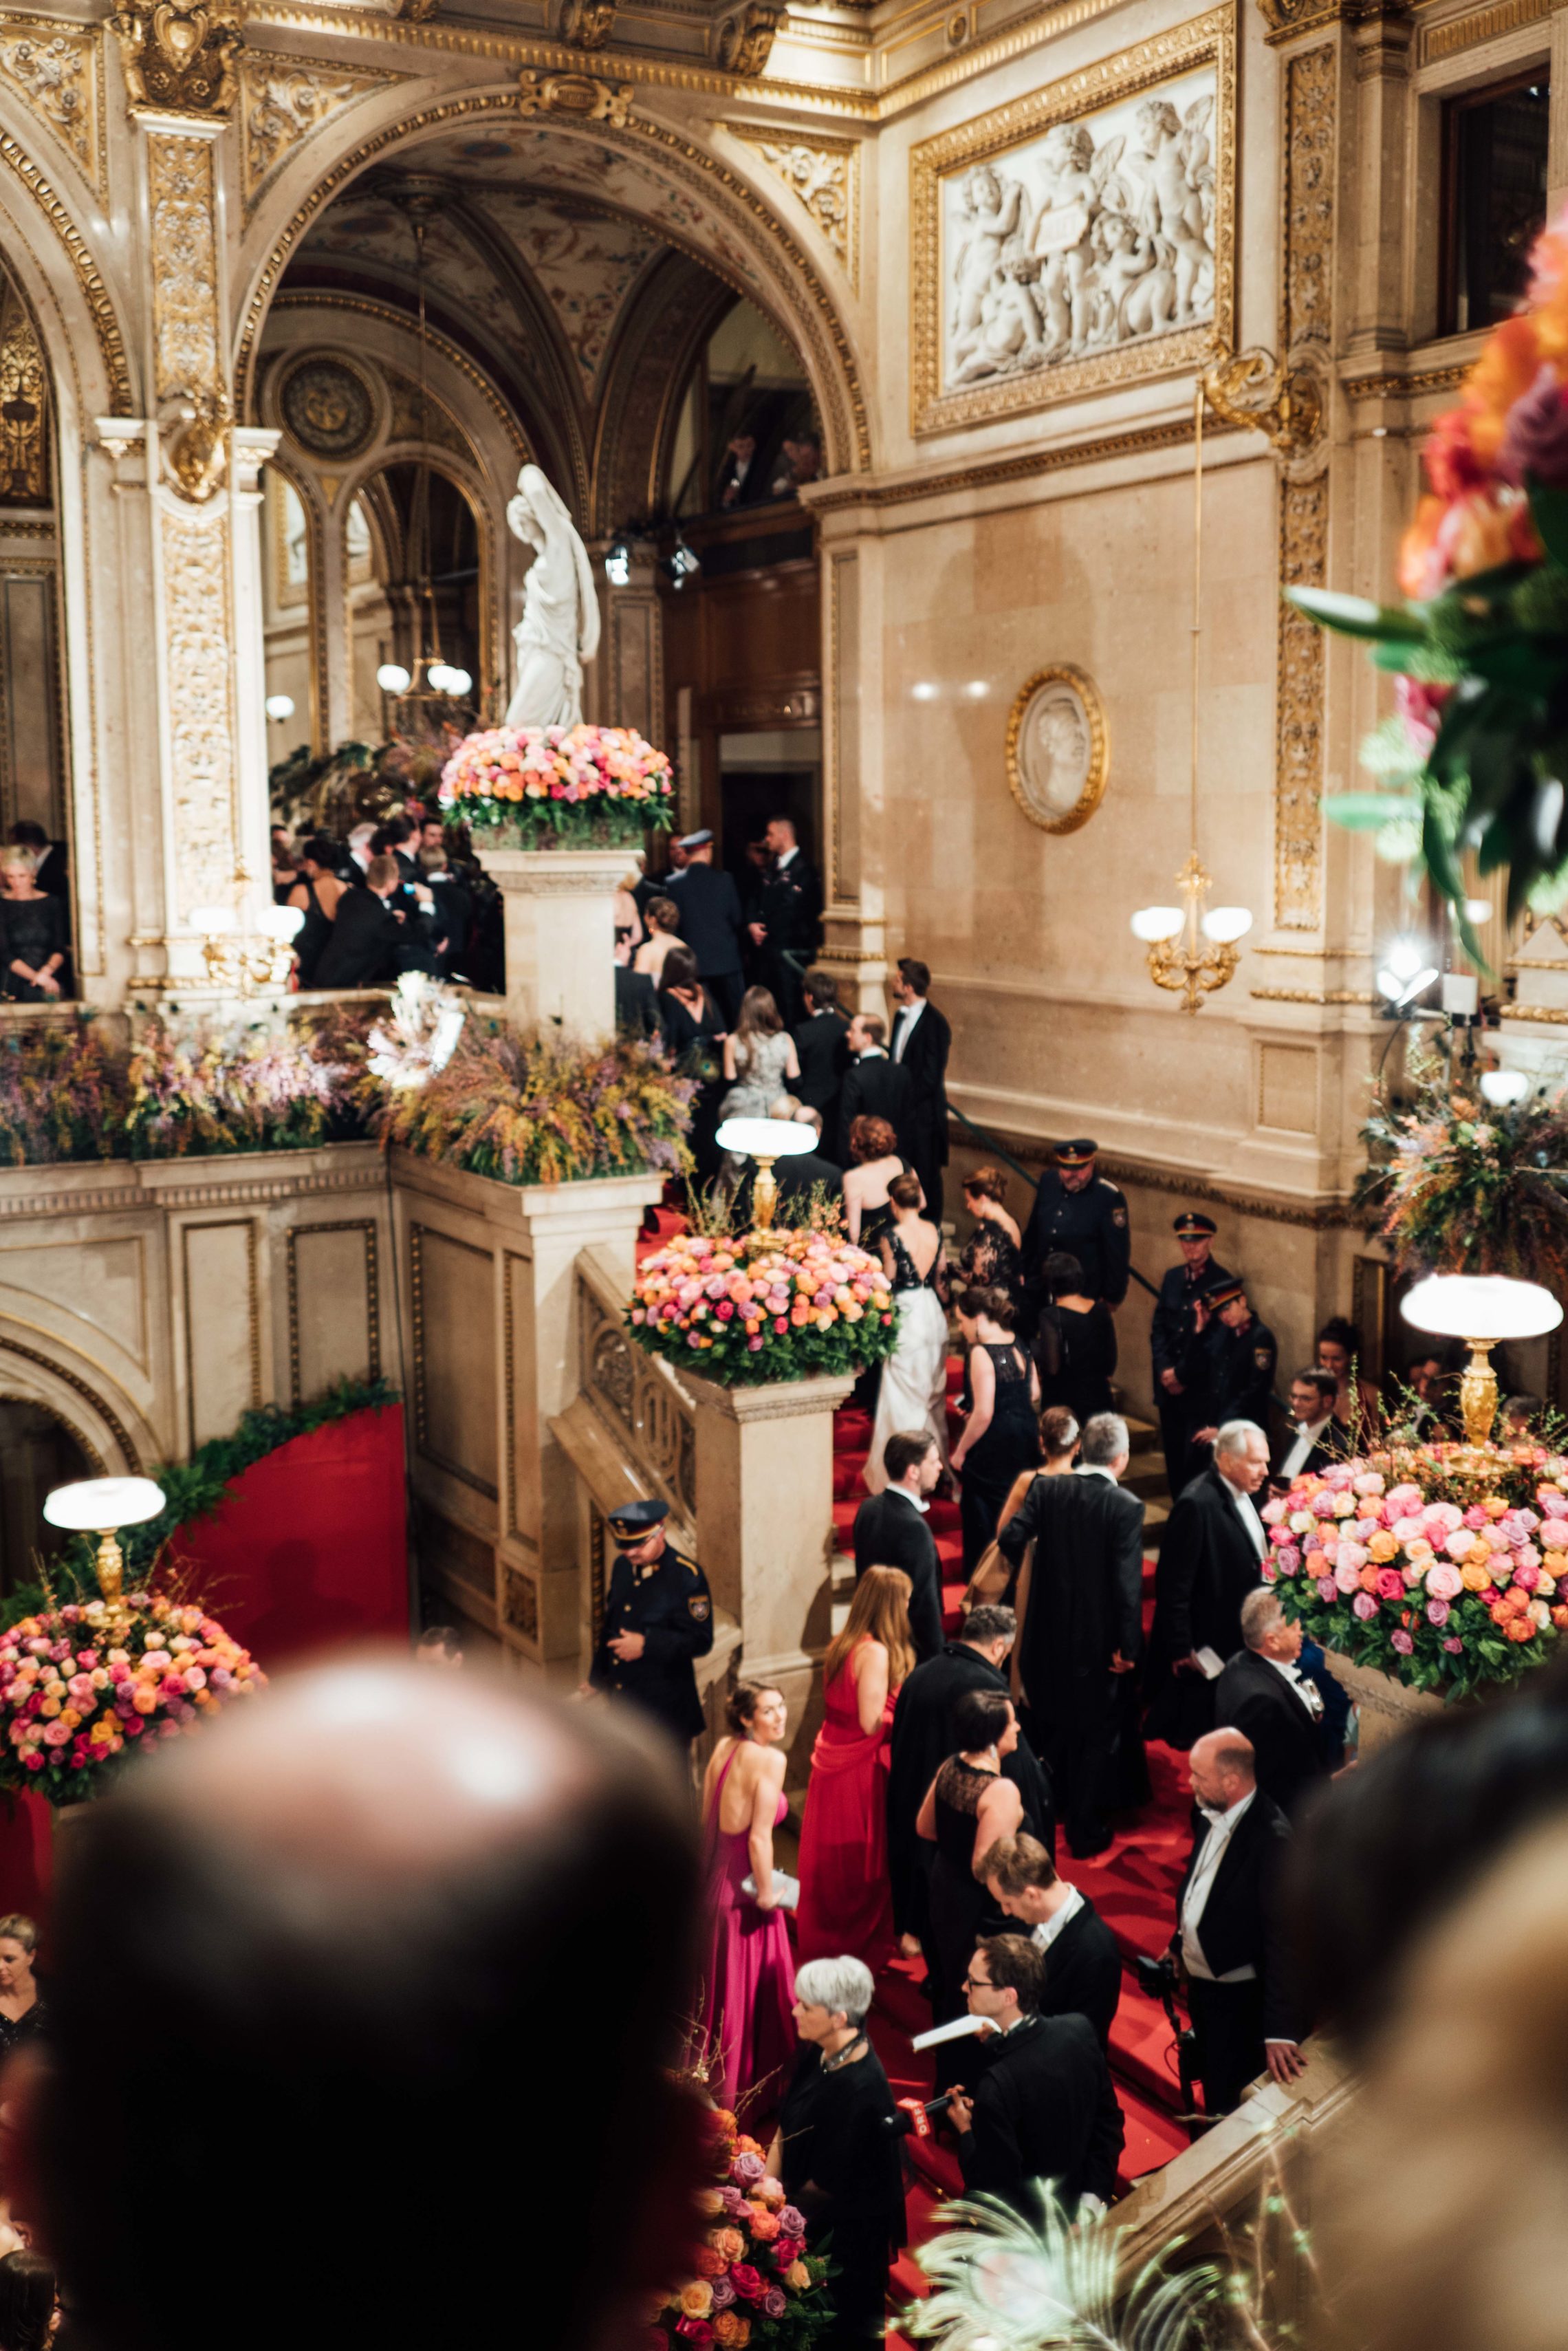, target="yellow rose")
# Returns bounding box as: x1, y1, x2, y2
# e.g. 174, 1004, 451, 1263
681, 2284, 714, 2319
786, 2263, 812, 2291
1461, 1559, 1492, 1592
1367, 1531, 1399, 1563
